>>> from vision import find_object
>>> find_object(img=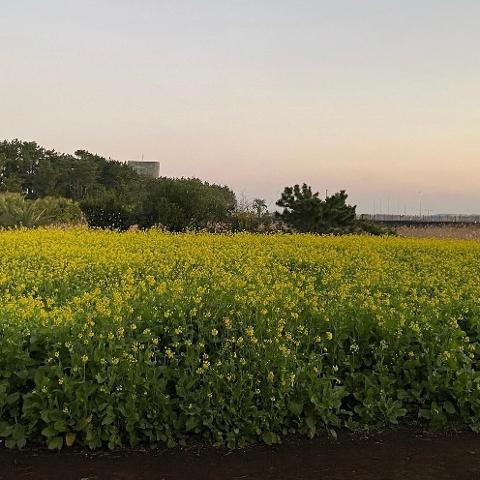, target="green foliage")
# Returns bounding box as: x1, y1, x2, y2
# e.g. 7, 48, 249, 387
322, 191, 357, 230
0, 140, 142, 202
0, 140, 237, 231
137, 177, 237, 231
0, 139, 393, 235
276, 184, 322, 232
35, 197, 84, 225
81, 192, 135, 231
0, 193, 47, 227
252, 198, 268, 218
0, 193, 83, 228
355, 220, 395, 236
229, 198, 287, 233
277, 184, 357, 233
1, 231, 480, 450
